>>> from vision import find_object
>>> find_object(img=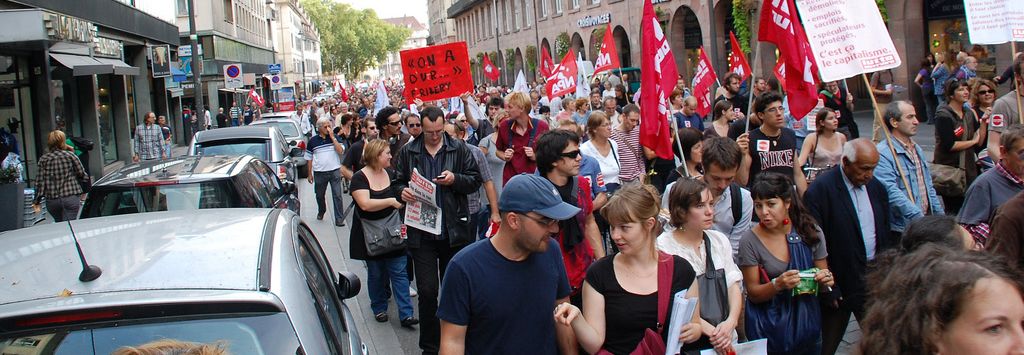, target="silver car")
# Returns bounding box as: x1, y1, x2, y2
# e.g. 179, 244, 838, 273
0, 209, 366, 354
189, 126, 306, 183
